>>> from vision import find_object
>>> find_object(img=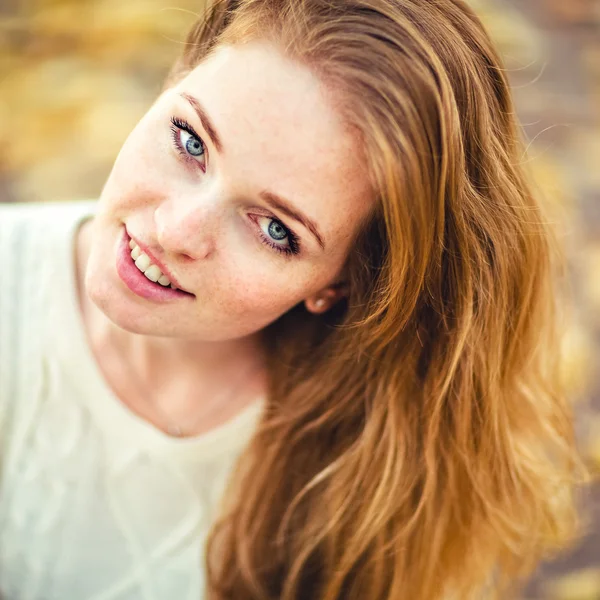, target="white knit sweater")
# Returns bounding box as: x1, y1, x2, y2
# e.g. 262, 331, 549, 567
0, 200, 264, 600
